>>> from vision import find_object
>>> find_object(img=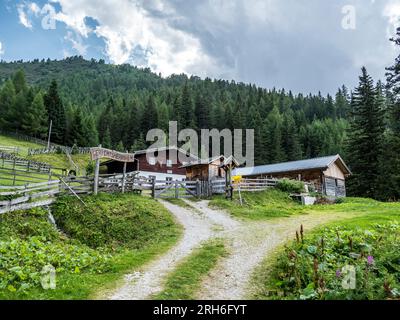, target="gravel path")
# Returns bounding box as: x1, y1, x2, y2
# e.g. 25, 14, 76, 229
107, 199, 357, 300
184, 200, 358, 300
108, 200, 229, 300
